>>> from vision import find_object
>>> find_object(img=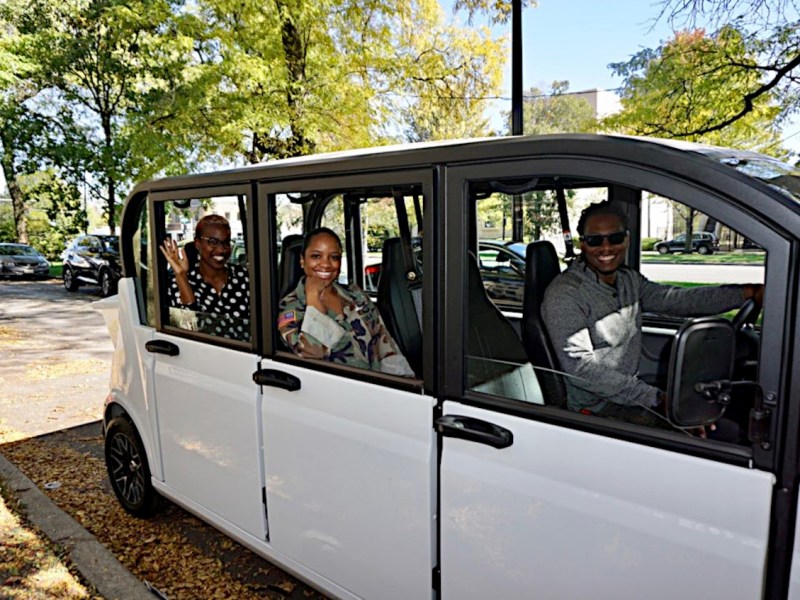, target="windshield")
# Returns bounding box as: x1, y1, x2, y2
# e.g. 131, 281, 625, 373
505, 242, 527, 258
720, 156, 800, 202
0, 245, 38, 257
102, 236, 120, 253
